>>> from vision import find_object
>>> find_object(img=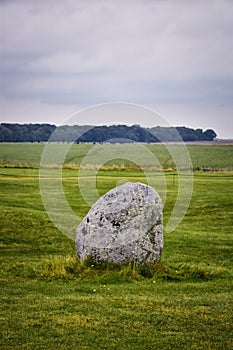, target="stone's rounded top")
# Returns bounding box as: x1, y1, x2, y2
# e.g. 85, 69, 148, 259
76, 182, 163, 264
94, 182, 162, 215
102, 181, 161, 202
